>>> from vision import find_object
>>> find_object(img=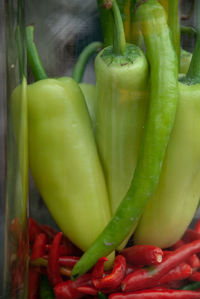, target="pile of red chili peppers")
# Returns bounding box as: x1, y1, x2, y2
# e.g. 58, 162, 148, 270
26, 217, 200, 298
